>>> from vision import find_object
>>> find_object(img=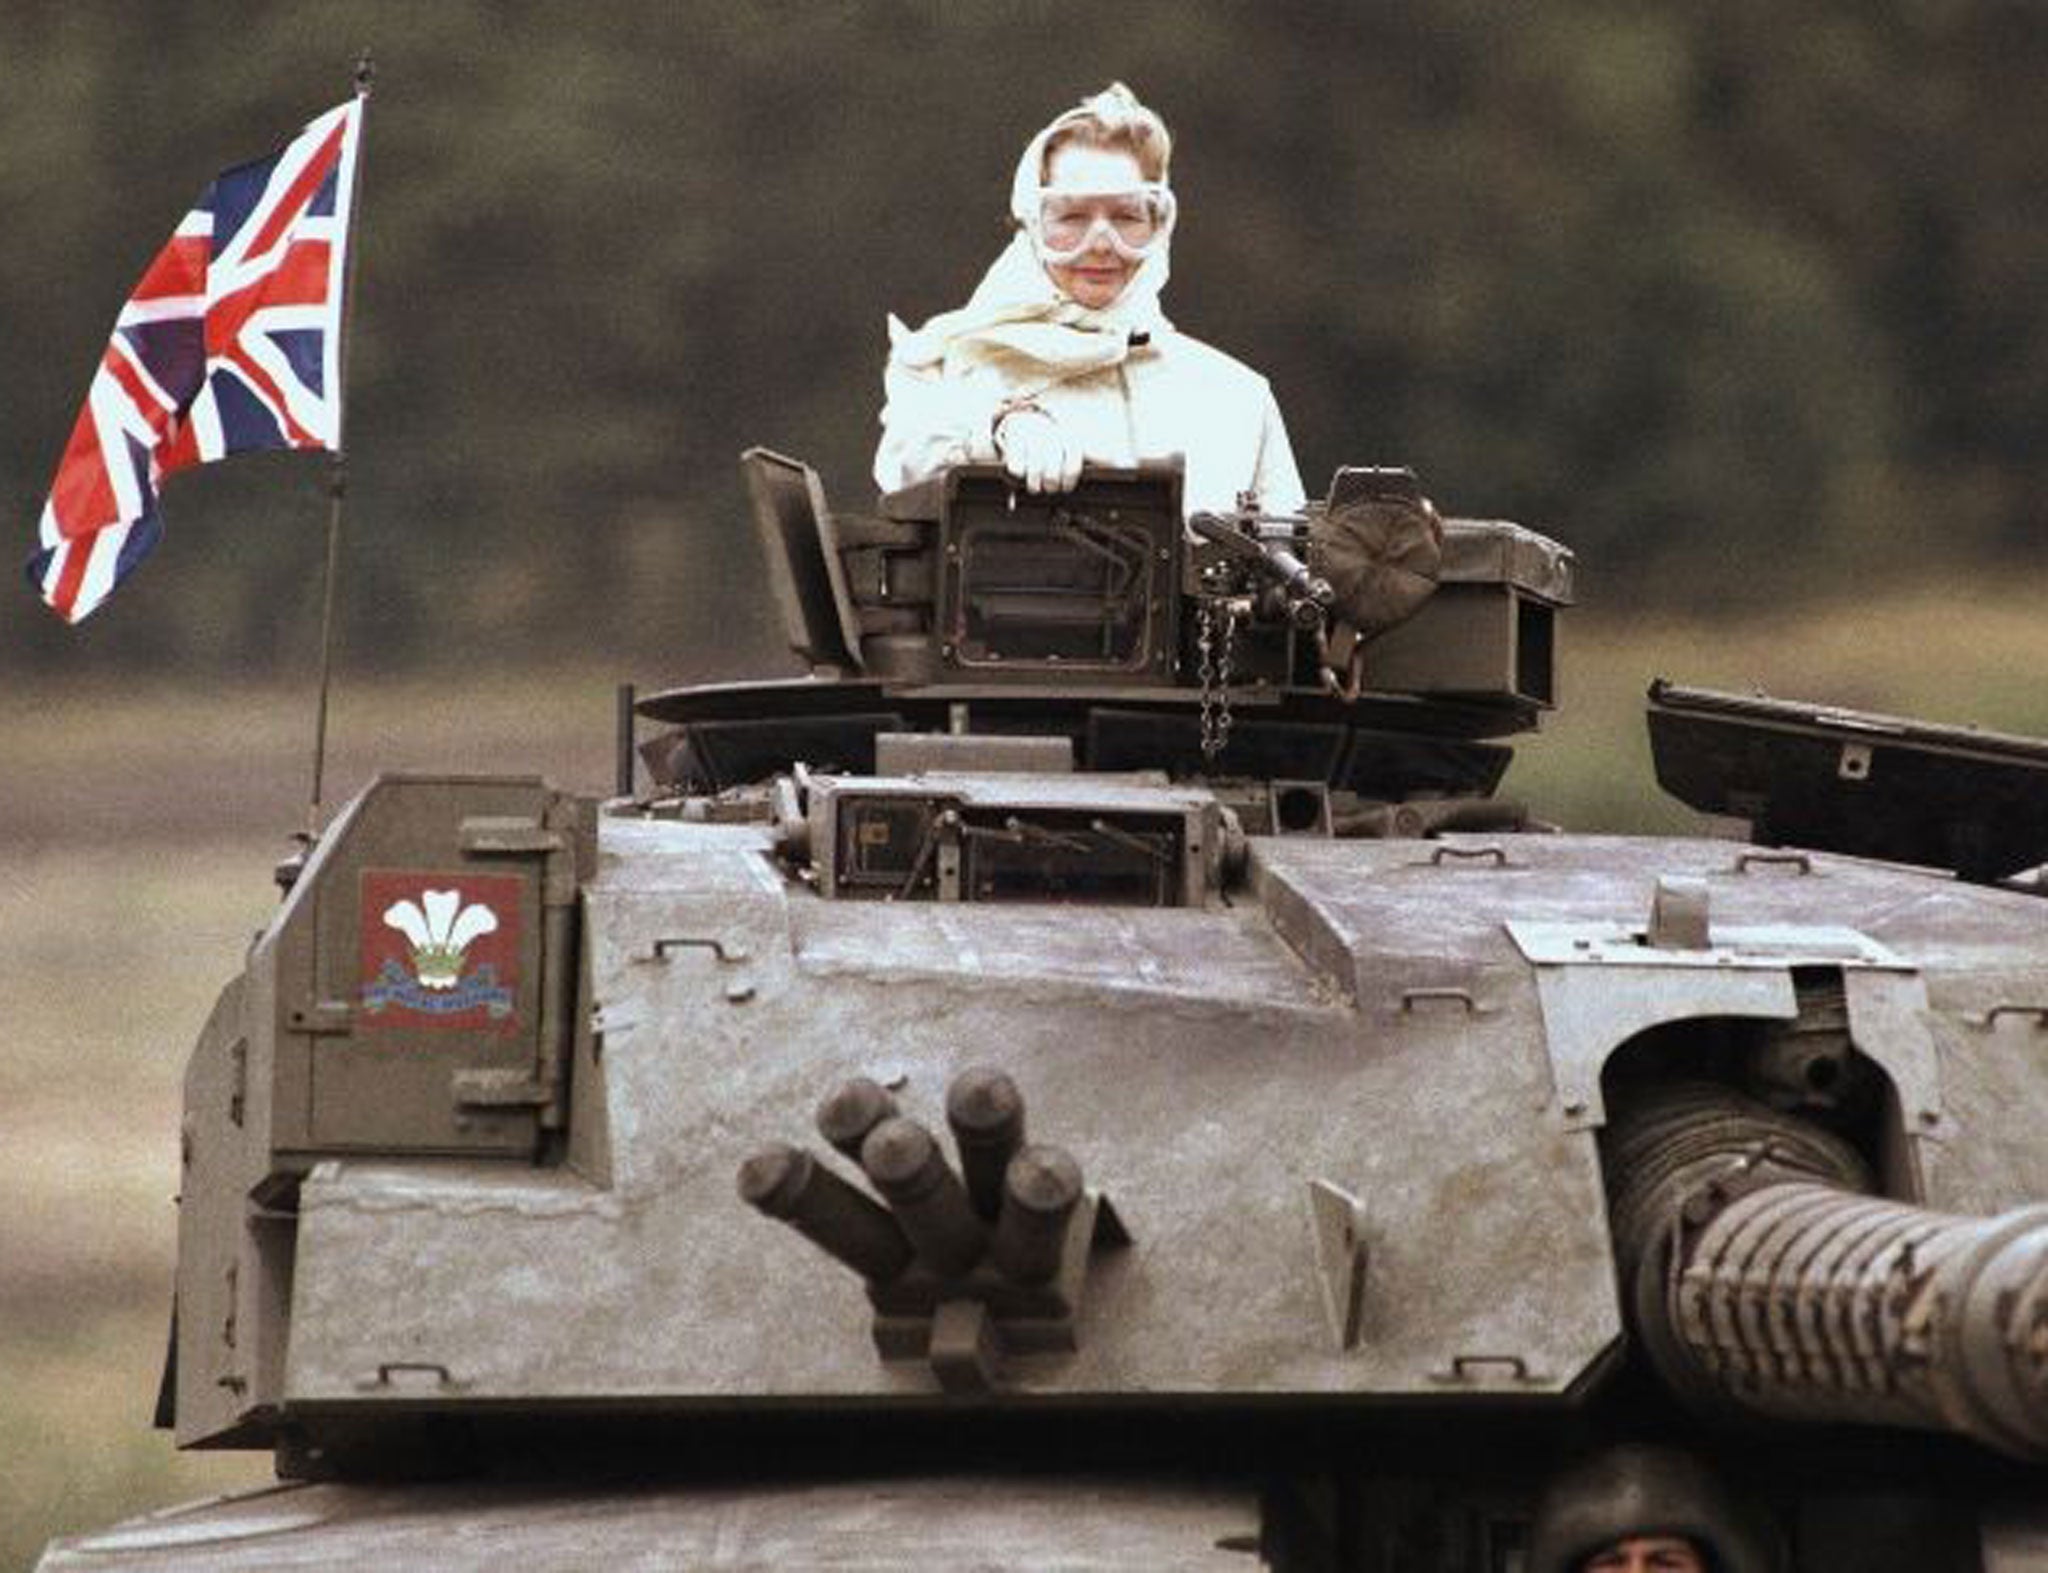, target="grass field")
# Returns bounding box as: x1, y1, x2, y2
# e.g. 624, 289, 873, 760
0, 670, 617, 1571
1509, 576, 2048, 833
6, 583, 2047, 1568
